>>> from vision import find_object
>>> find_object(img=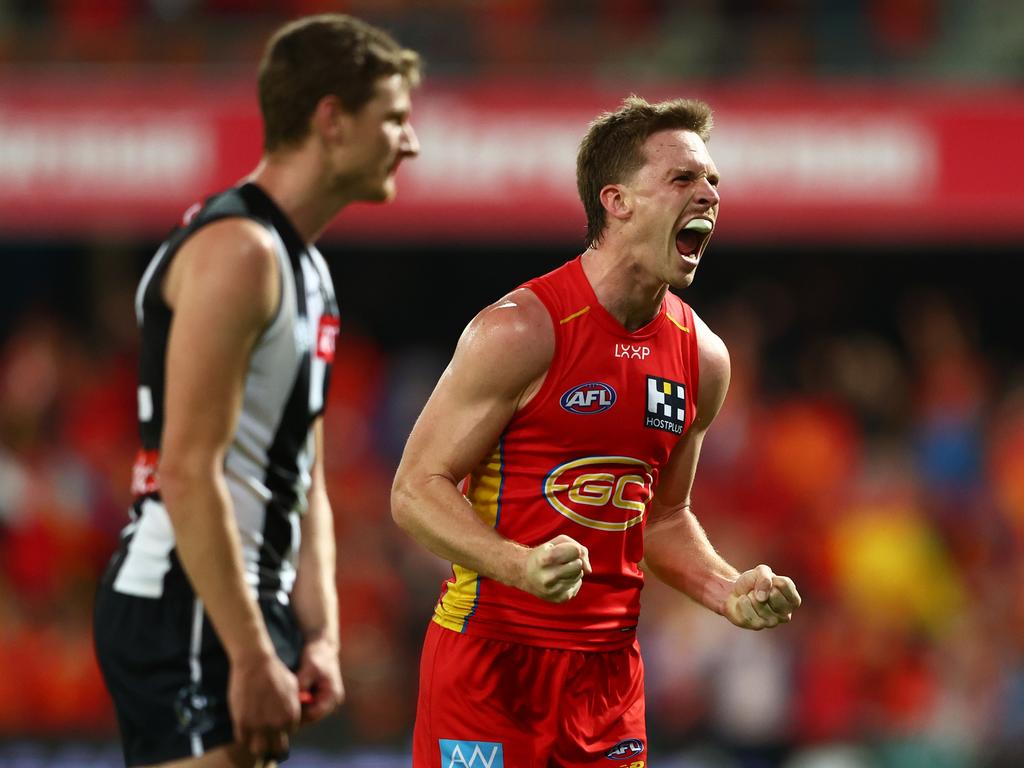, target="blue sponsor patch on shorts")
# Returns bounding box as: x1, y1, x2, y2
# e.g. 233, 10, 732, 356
439, 739, 504, 768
